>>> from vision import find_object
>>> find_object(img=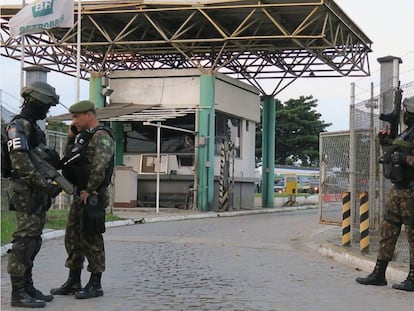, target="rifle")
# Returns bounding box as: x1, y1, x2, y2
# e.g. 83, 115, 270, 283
29, 145, 75, 195
379, 82, 403, 139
